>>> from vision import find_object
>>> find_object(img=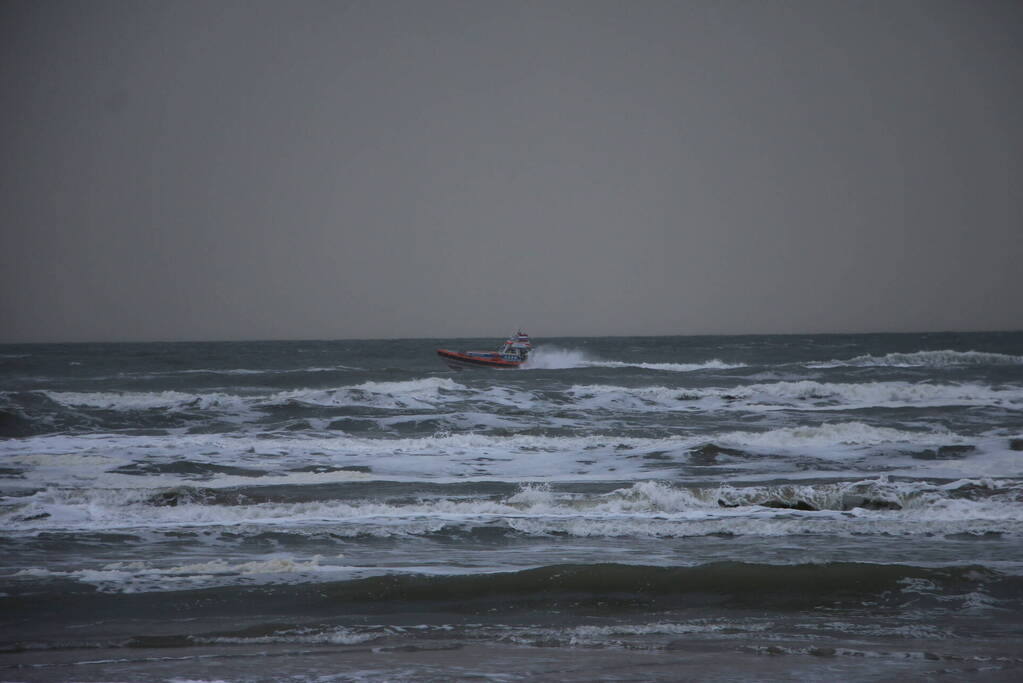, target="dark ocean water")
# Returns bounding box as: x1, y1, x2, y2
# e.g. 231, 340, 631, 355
2, 332, 1022, 681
